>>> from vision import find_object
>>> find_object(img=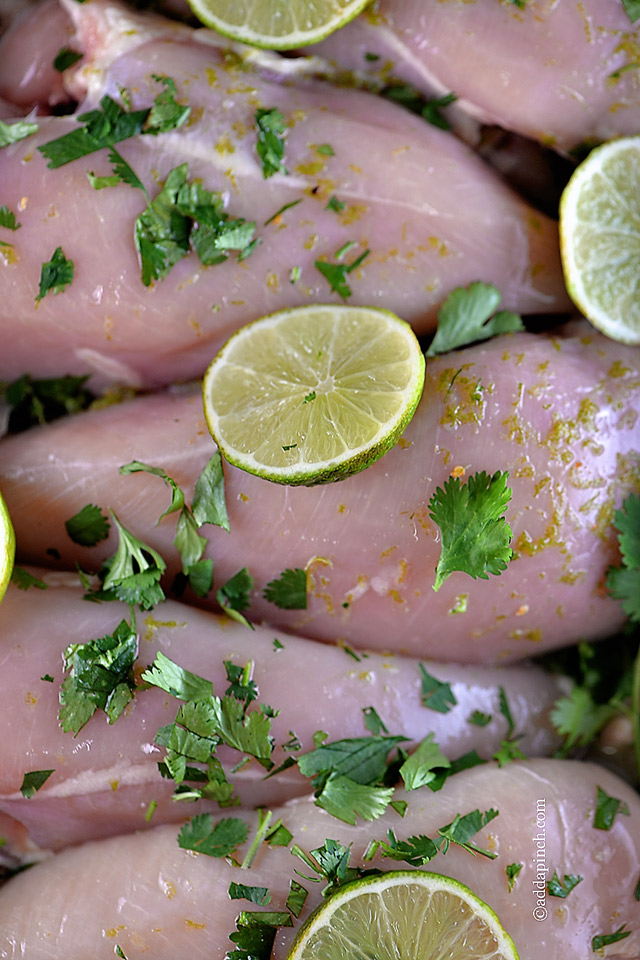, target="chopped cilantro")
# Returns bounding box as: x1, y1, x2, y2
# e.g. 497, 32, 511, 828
20, 769, 54, 798
264, 198, 302, 226
297, 734, 407, 790
379, 831, 439, 866
35, 247, 74, 302
635, 873, 640, 901
427, 749, 486, 792
218, 568, 254, 626
316, 143, 335, 156
11, 567, 47, 591
468, 710, 492, 726
227, 909, 292, 960
593, 785, 630, 830
263, 567, 307, 610
622, 0, 640, 22
177, 813, 248, 857
289, 266, 301, 283
64, 504, 110, 547
192, 452, 230, 532
100, 512, 166, 610
273, 638, 284, 651
592, 925, 632, 951
426, 283, 524, 357
315, 248, 370, 299
53, 47, 83, 72
498, 685, 515, 738
362, 706, 388, 735
364, 52, 380, 61
38, 95, 149, 168
146, 75, 191, 134
255, 108, 288, 177
428, 470, 513, 590
606, 493, 640, 622
437, 808, 499, 858
506, 862, 522, 891
399, 733, 450, 791
547, 871, 583, 898
228, 883, 271, 905
422, 92, 458, 131
315, 776, 394, 825
0, 206, 20, 230
418, 664, 457, 713
41, 674, 54, 683
380, 807, 498, 866
0, 119, 38, 149
134, 164, 190, 285
141, 650, 213, 701
115, 947, 128, 960
0, 374, 93, 432
58, 619, 138, 734
550, 685, 617, 750
224, 660, 258, 709
325, 195, 345, 213
286, 880, 308, 917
